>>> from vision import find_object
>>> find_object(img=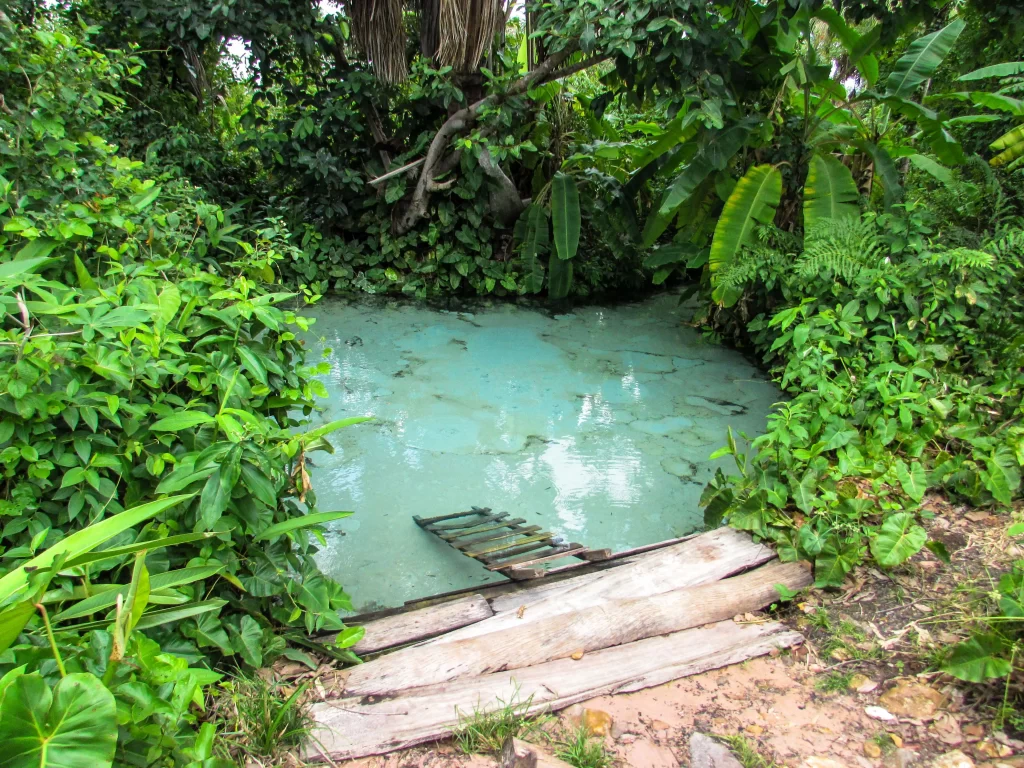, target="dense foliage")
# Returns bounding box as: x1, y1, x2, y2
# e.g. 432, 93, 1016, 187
3, 0, 1024, 761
